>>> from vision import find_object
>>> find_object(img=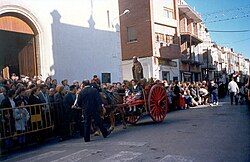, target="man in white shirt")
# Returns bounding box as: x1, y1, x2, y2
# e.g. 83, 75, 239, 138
228, 77, 239, 105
